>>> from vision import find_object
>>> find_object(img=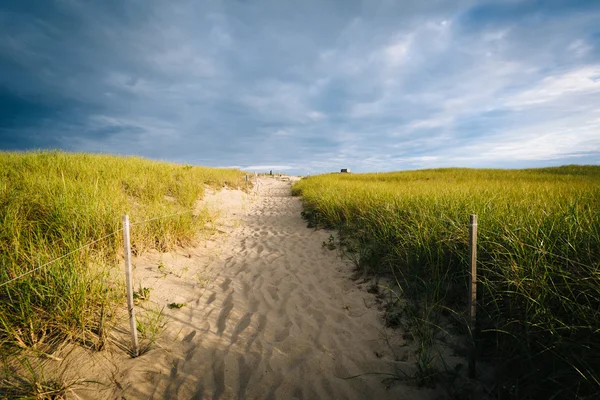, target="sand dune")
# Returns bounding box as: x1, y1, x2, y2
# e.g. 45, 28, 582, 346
71, 178, 443, 399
